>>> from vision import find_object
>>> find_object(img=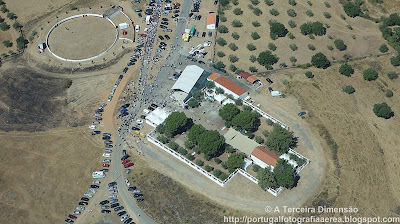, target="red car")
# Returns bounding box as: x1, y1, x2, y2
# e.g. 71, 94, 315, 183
102, 163, 110, 167
121, 159, 130, 165
68, 214, 77, 219
95, 117, 103, 121
124, 163, 134, 168
140, 34, 147, 37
